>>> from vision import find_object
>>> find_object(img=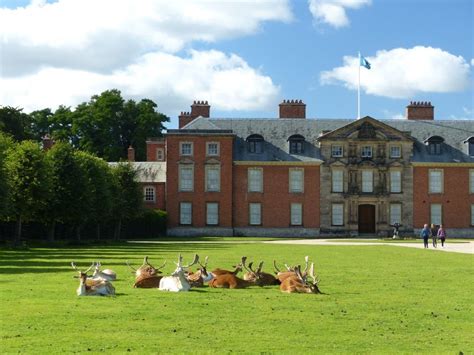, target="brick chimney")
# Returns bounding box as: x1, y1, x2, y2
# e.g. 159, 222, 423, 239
127, 146, 135, 162
279, 99, 306, 119
179, 100, 210, 128
42, 135, 54, 150
406, 101, 434, 120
